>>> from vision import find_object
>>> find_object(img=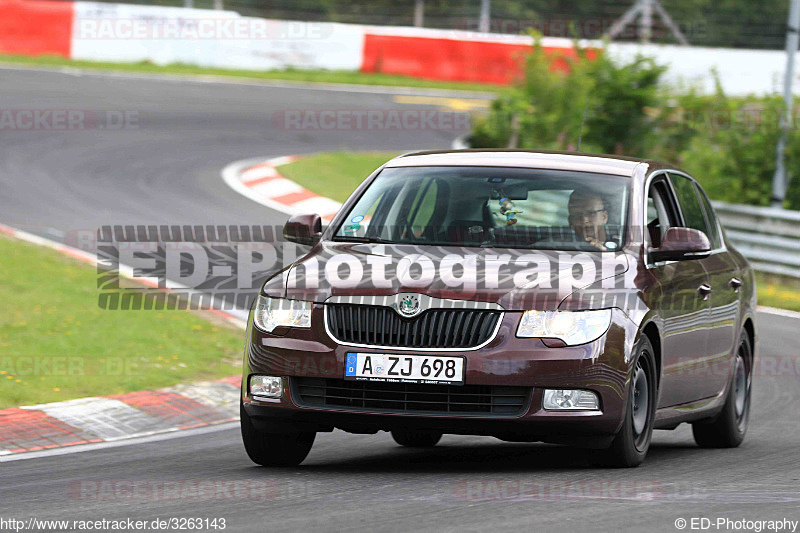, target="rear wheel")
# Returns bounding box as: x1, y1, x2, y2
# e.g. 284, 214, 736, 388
240, 404, 315, 466
692, 332, 752, 448
391, 429, 442, 447
599, 336, 658, 468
